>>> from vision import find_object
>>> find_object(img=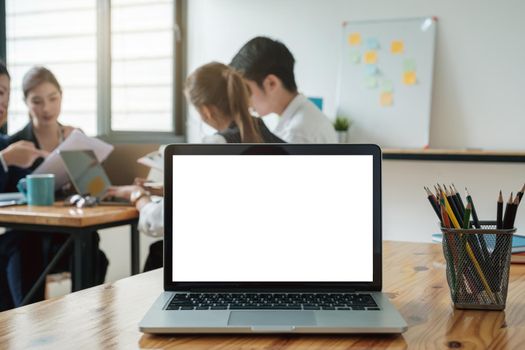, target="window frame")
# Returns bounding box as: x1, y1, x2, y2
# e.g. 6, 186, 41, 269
1, 0, 186, 143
